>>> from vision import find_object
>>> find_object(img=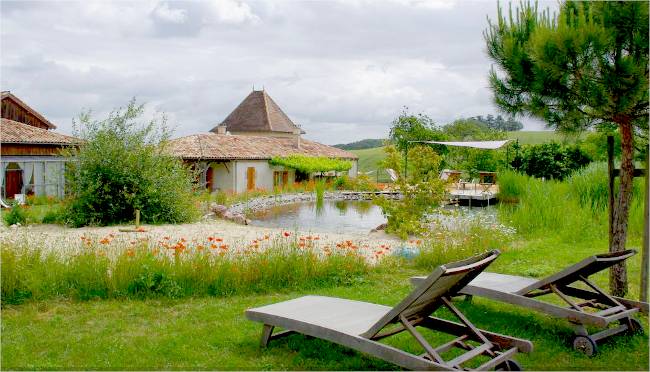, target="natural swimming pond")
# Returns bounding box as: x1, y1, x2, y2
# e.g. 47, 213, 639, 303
249, 199, 498, 234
